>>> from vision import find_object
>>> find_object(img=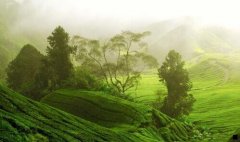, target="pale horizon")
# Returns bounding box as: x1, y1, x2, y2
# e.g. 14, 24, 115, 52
13, 0, 240, 30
